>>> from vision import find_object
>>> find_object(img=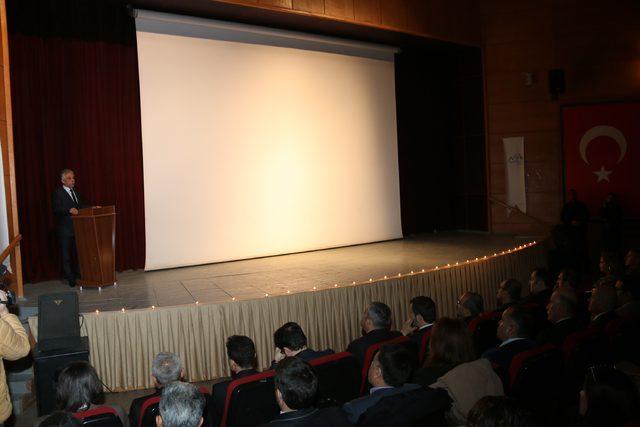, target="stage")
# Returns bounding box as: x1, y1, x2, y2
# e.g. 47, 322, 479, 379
26, 232, 546, 391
